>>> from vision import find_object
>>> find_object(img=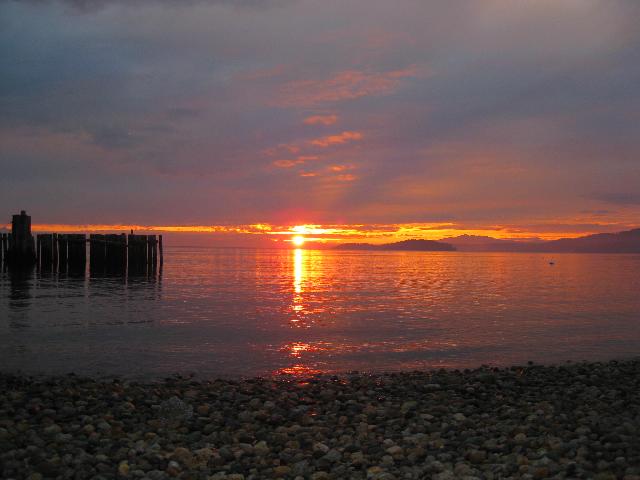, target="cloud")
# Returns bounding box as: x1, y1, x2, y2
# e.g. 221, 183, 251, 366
4, 0, 293, 13
2, 0, 640, 233
277, 67, 419, 107
336, 174, 356, 182
272, 155, 319, 168
310, 131, 363, 147
329, 164, 353, 172
303, 114, 338, 126
592, 193, 640, 206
